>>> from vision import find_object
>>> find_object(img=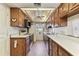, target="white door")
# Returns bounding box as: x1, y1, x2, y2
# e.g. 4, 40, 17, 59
35, 23, 44, 41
